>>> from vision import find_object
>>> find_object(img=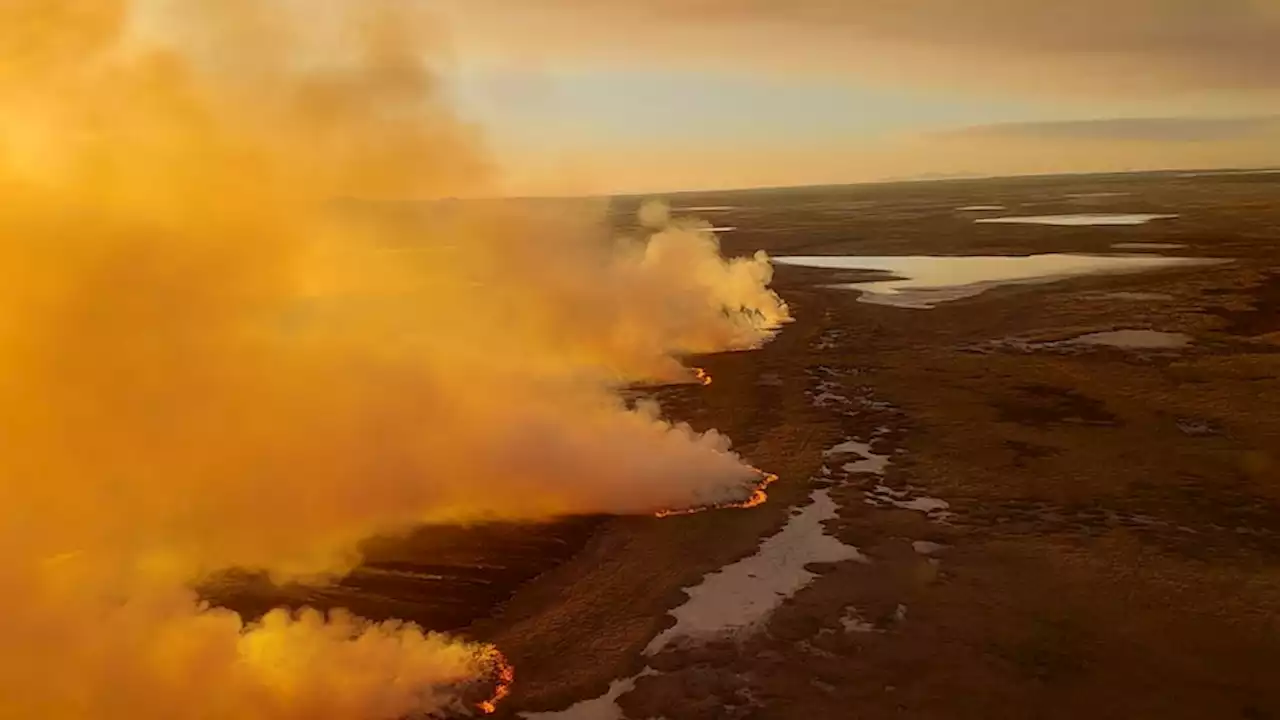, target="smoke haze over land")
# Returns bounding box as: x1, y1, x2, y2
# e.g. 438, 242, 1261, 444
0, 1, 789, 716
